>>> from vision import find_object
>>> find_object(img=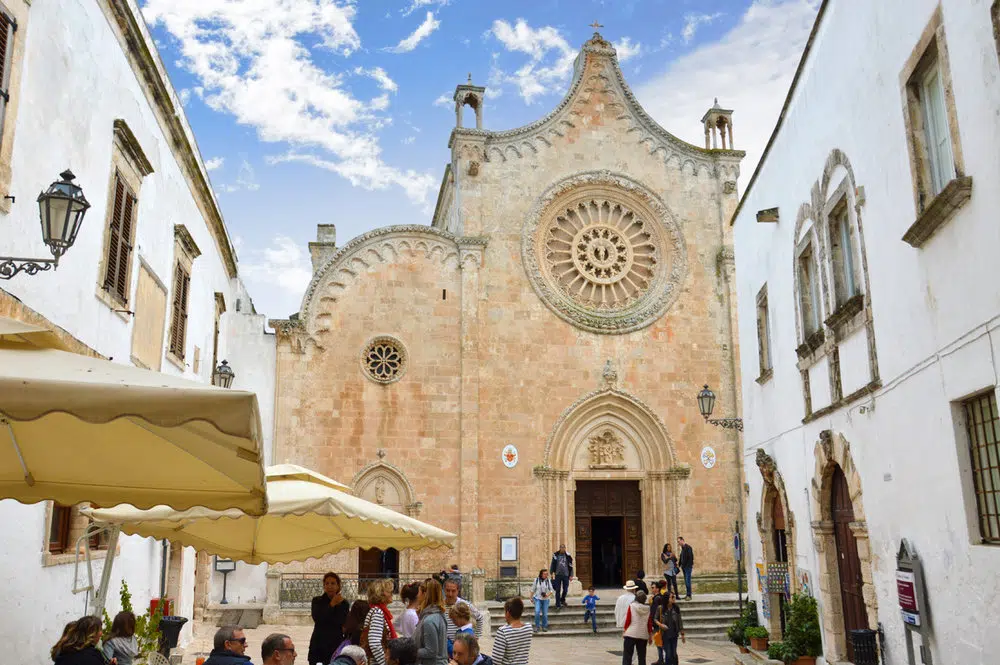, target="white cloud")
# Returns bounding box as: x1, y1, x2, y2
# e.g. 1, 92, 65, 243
433, 93, 452, 108
354, 66, 398, 92
402, 136, 416, 145
401, 0, 448, 18
635, 0, 820, 181
204, 156, 224, 171
682, 12, 723, 43
488, 19, 575, 103
179, 88, 192, 105
240, 235, 313, 298
142, 0, 435, 207
613, 37, 643, 62
219, 159, 260, 193
385, 12, 440, 53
